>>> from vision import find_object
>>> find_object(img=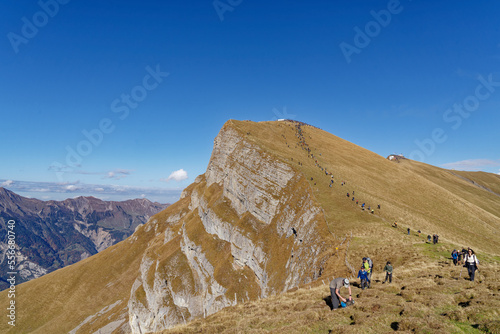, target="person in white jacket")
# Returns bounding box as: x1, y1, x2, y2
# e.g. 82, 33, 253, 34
464, 248, 479, 282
